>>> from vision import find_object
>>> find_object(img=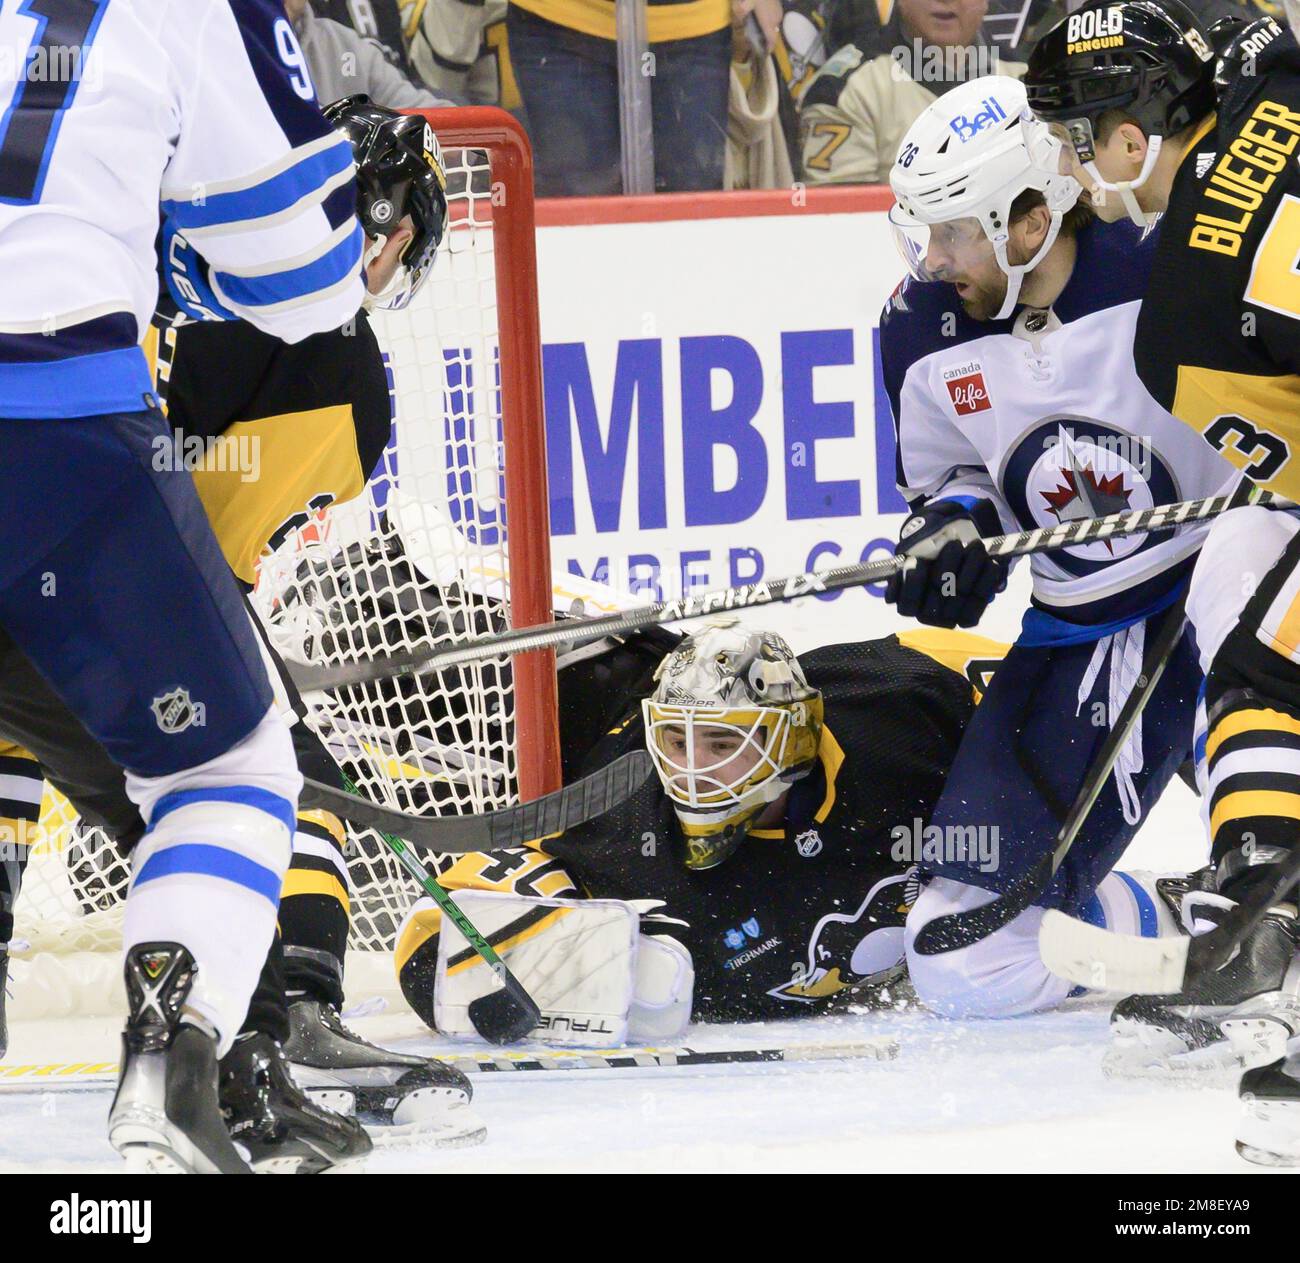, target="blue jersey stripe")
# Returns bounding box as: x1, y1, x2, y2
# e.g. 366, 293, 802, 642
148, 784, 297, 837
215, 224, 364, 310
0, 347, 152, 419
161, 140, 353, 232
133, 842, 284, 906
1116, 871, 1159, 938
